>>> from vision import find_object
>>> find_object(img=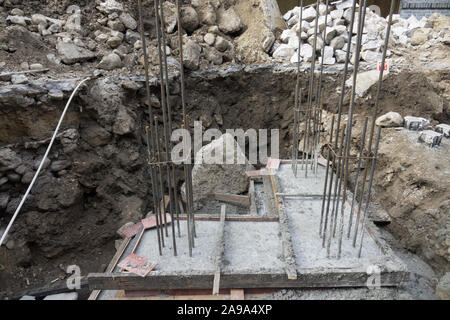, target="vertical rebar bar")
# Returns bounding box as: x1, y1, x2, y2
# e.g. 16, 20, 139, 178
357, 126, 382, 258
292, 0, 304, 177
320, 114, 335, 237
145, 126, 162, 255
327, 123, 346, 257
347, 117, 368, 238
